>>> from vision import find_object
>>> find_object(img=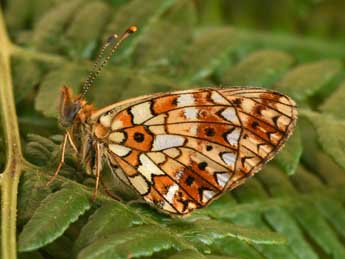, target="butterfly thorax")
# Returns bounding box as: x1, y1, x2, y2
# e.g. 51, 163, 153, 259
59, 86, 101, 175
